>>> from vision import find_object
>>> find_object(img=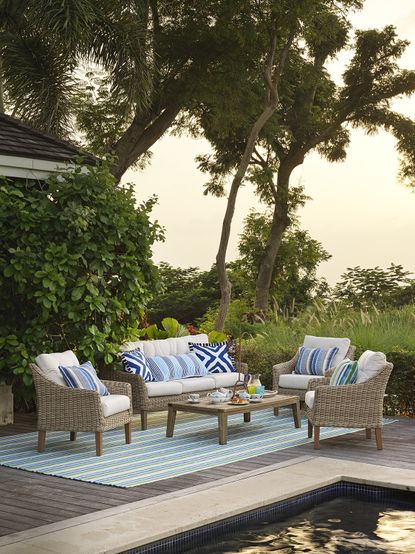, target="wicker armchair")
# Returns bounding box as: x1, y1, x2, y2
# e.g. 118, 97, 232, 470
305, 362, 393, 450
31, 364, 133, 456
272, 344, 356, 402
101, 362, 249, 431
